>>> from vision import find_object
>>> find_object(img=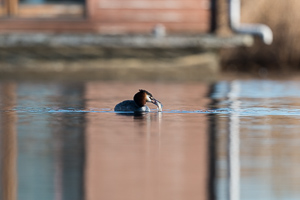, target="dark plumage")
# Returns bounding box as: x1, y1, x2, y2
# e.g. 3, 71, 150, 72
114, 89, 162, 112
